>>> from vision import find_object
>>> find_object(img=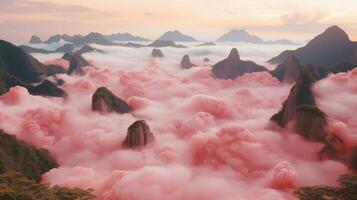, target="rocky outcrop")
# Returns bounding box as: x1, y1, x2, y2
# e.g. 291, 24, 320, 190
151, 48, 164, 57
122, 120, 155, 148
203, 58, 210, 62
271, 54, 303, 84
180, 54, 195, 69
268, 26, 357, 65
211, 48, 268, 79
270, 70, 316, 128
27, 80, 66, 97
64, 53, 90, 75
91, 87, 132, 114
0, 130, 58, 181
29, 35, 42, 44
